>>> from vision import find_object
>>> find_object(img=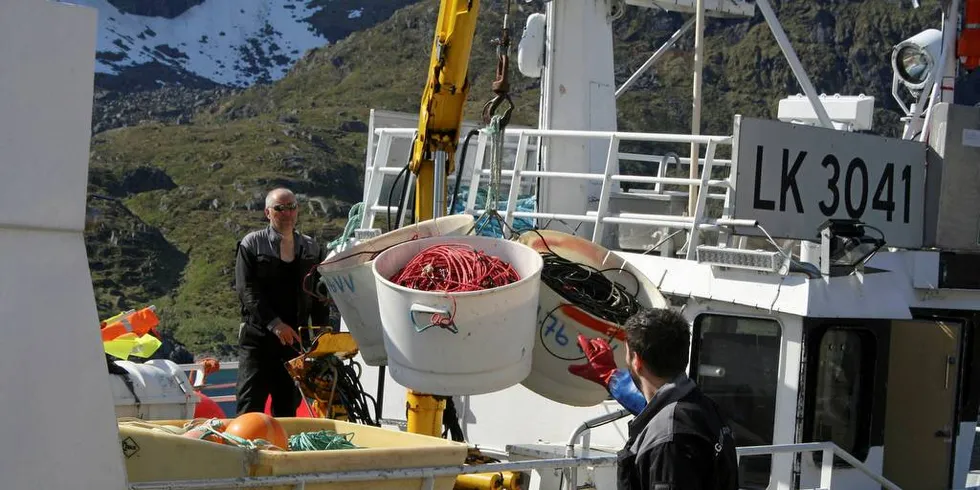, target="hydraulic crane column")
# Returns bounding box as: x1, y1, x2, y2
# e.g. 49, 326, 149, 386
411, 0, 481, 223
406, 0, 482, 440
